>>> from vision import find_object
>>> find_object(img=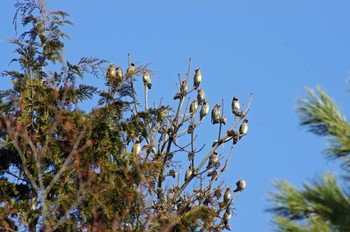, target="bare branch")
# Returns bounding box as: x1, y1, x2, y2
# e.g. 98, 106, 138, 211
174, 93, 253, 200
1, 169, 29, 182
